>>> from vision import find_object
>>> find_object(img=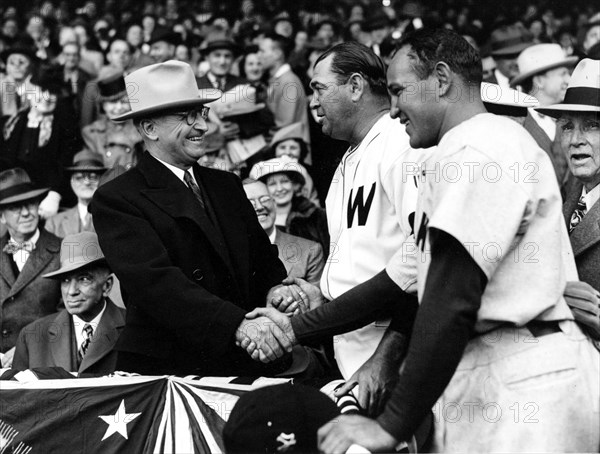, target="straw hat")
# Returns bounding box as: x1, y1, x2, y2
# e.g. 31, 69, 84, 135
535, 59, 600, 118
481, 82, 539, 117
112, 60, 222, 121
510, 44, 578, 87
249, 156, 308, 187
